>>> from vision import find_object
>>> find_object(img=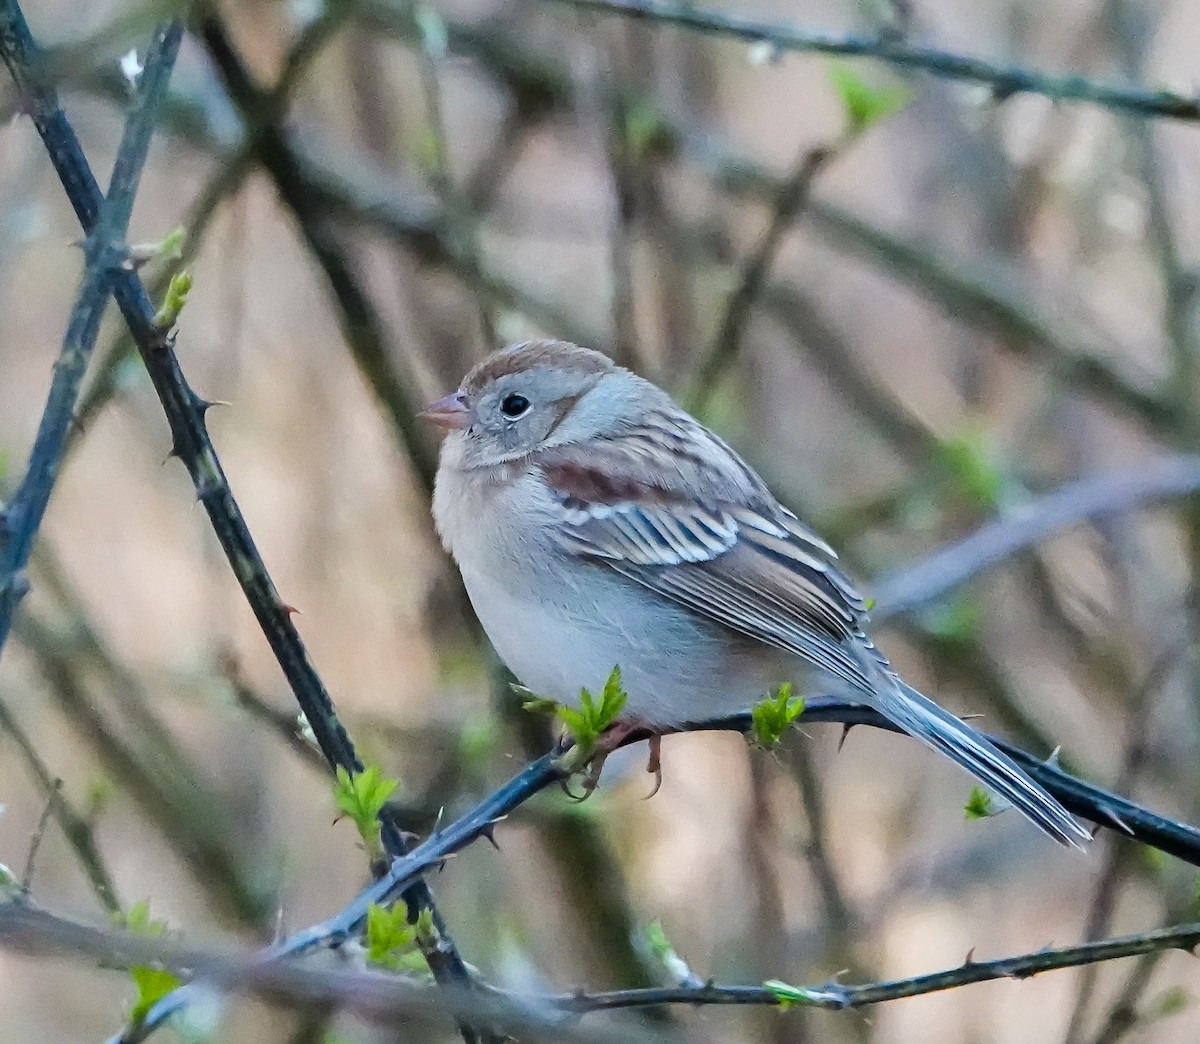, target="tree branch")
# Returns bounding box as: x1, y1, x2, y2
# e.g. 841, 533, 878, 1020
551, 0, 1200, 122
0, 13, 183, 657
